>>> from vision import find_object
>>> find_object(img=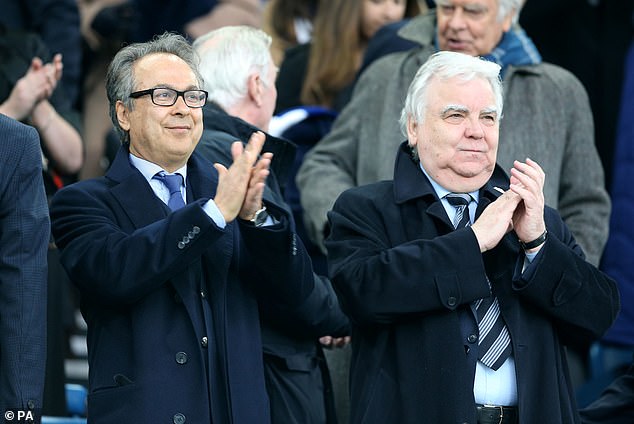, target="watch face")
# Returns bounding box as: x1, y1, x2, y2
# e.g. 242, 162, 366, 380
252, 207, 268, 226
